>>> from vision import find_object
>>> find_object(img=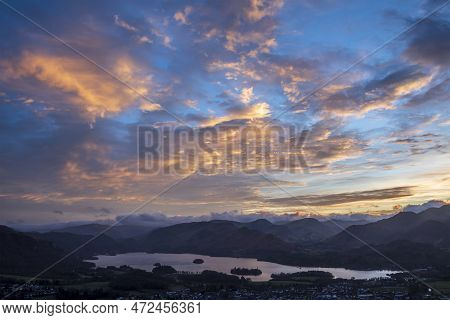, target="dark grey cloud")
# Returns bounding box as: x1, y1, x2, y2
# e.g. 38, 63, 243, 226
0, 105, 137, 195
404, 18, 450, 67
319, 65, 432, 116
392, 138, 419, 144
367, 66, 427, 90
267, 186, 415, 207
85, 207, 112, 215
